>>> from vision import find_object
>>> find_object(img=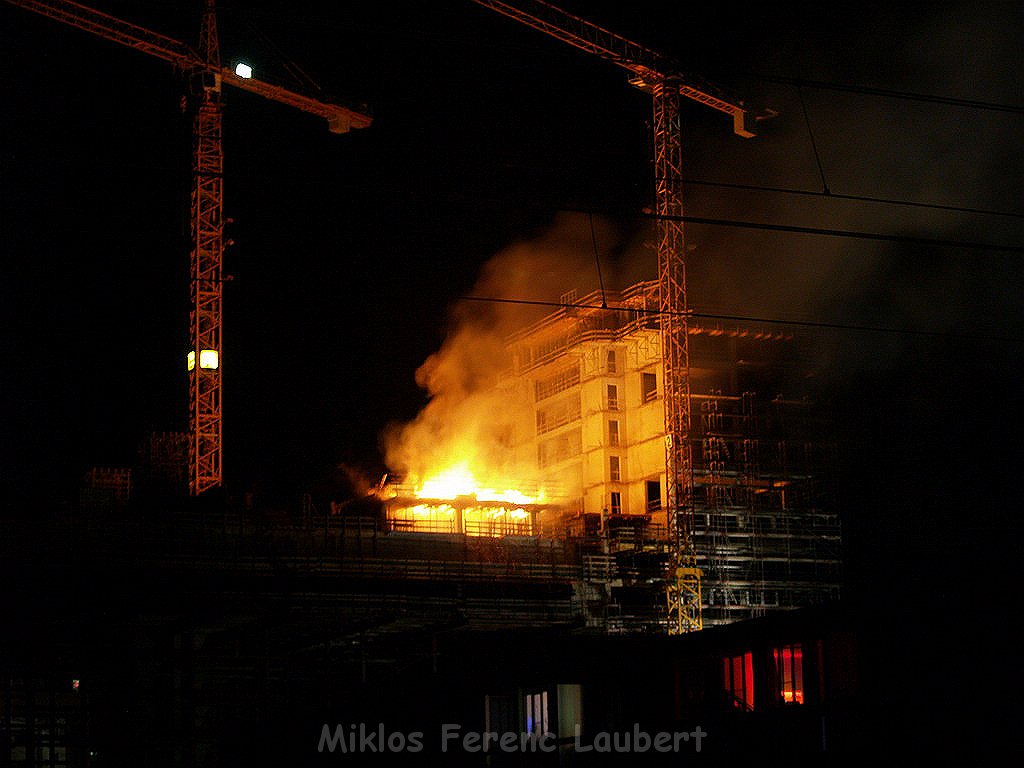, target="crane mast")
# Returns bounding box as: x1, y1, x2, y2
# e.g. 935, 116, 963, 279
471, 0, 769, 633
651, 76, 702, 634
189, 0, 225, 495
5, 0, 371, 496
